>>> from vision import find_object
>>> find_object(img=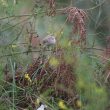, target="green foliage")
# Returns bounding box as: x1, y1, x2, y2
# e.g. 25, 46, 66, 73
76, 54, 108, 110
